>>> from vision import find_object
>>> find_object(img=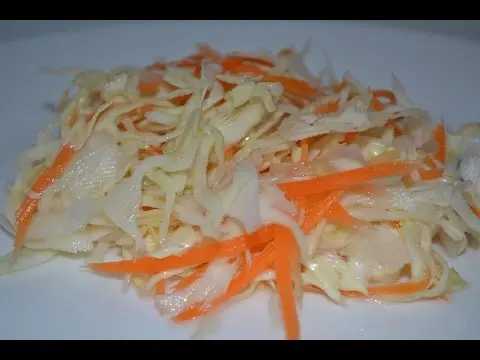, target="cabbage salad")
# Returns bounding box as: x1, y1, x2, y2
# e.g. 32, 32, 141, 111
1, 43, 479, 340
